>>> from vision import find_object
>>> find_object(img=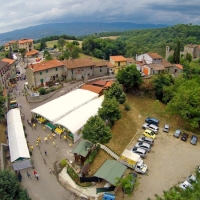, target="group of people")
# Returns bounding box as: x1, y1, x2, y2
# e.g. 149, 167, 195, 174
26, 168, 52, 180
